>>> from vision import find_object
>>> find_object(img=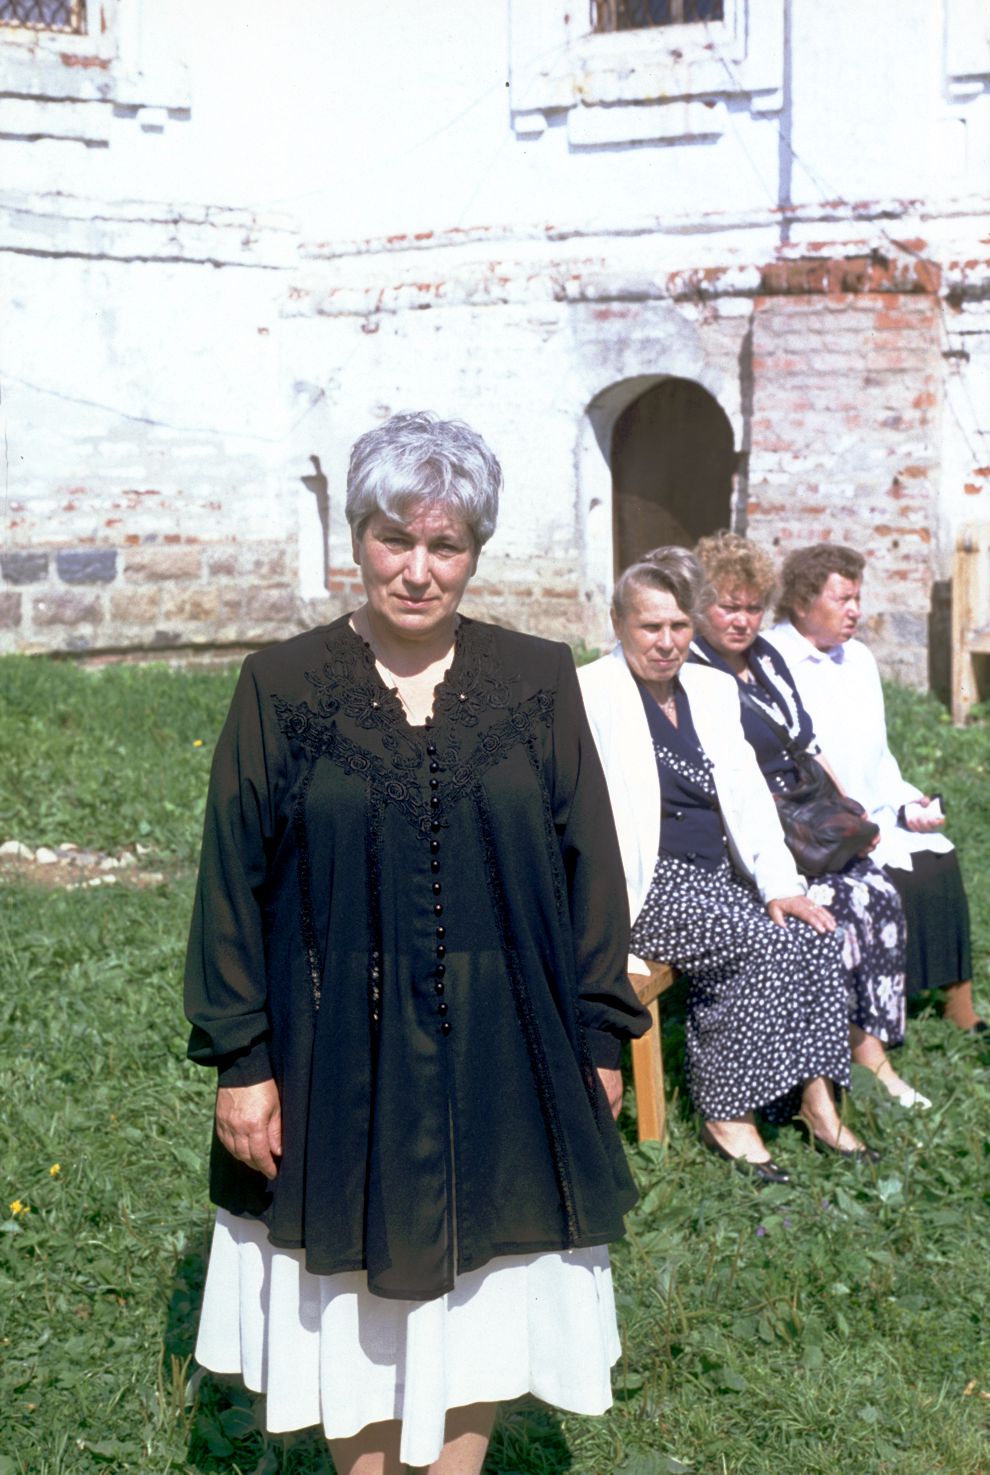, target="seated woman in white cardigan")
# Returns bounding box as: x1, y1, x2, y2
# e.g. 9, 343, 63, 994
579, 549, 877, 1180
